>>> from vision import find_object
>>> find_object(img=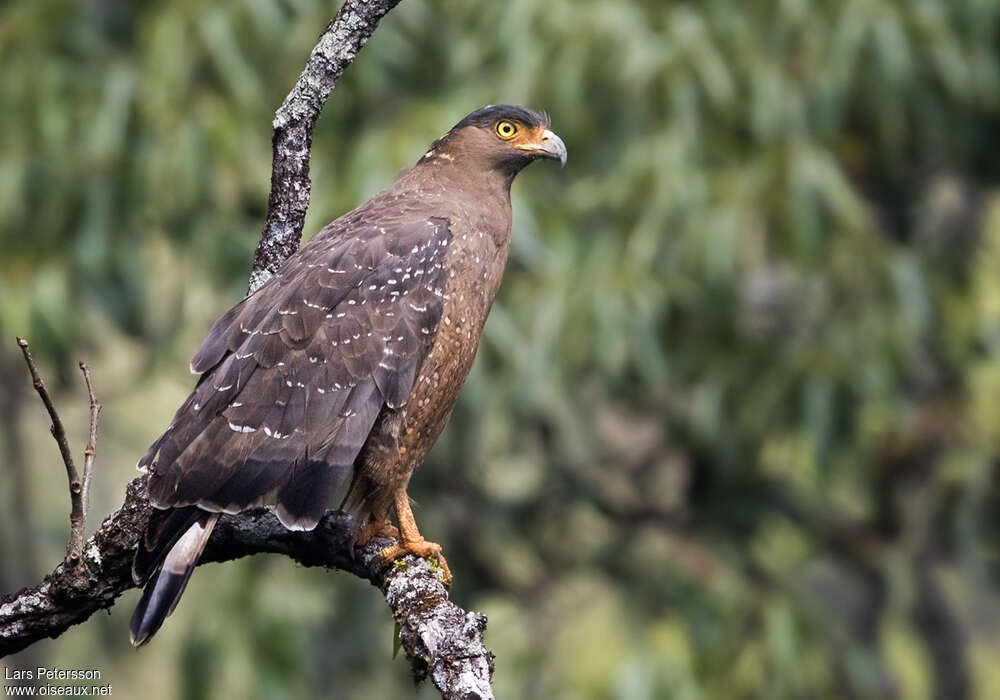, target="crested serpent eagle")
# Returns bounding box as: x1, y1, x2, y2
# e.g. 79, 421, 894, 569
129, 105, 567, 646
